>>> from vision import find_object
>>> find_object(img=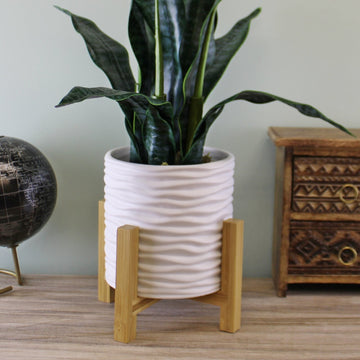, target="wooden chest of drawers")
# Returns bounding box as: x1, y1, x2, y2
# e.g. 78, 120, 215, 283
268, 127, 360, 296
